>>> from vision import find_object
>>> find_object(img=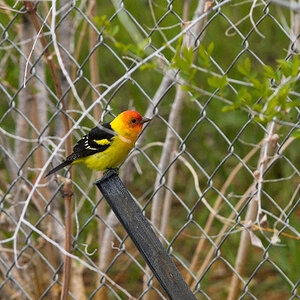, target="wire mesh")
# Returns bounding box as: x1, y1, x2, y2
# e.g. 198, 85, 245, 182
0, 0, 299, 299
